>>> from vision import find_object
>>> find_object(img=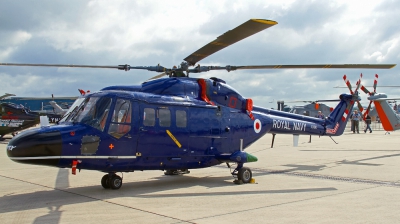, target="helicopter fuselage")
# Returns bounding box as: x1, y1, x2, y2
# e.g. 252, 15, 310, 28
7, 77, 354, 187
